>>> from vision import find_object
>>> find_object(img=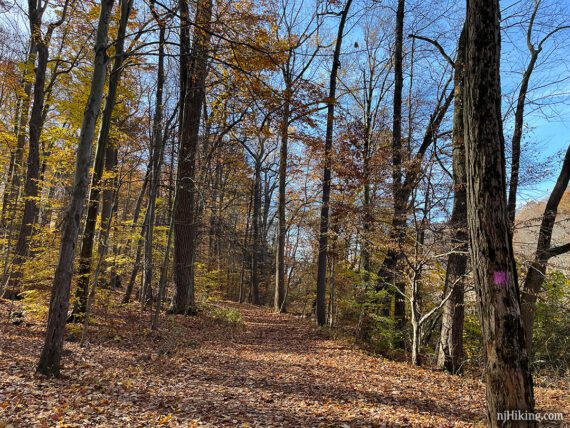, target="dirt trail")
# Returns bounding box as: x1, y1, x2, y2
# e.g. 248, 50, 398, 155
0, 300, 567, 427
